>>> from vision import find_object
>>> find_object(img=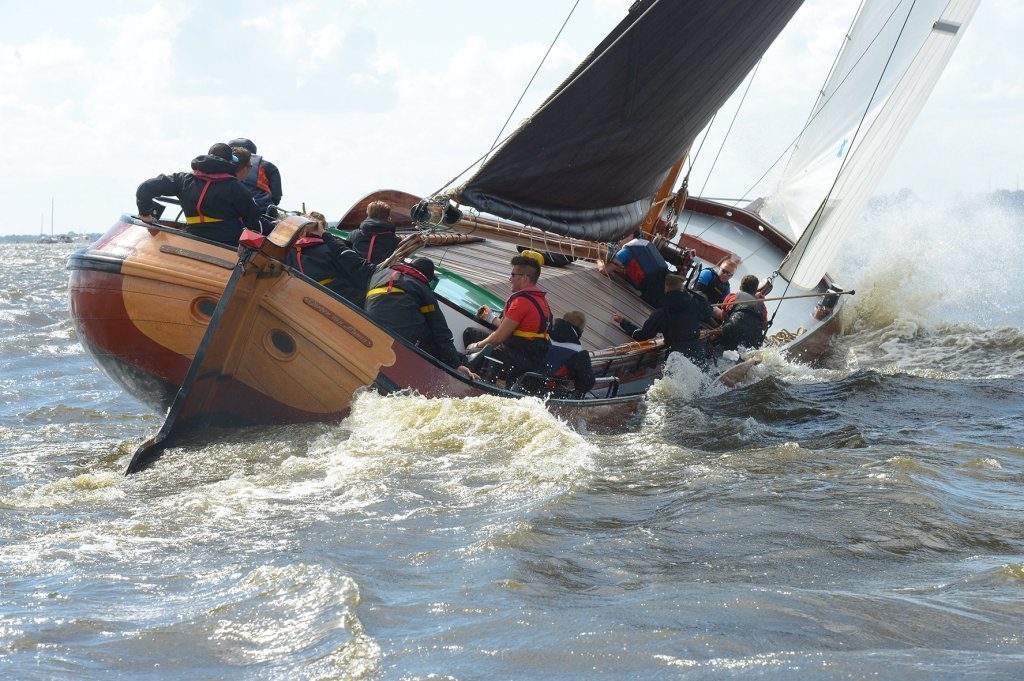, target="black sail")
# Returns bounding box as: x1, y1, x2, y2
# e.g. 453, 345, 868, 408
455, 0, 805, 243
